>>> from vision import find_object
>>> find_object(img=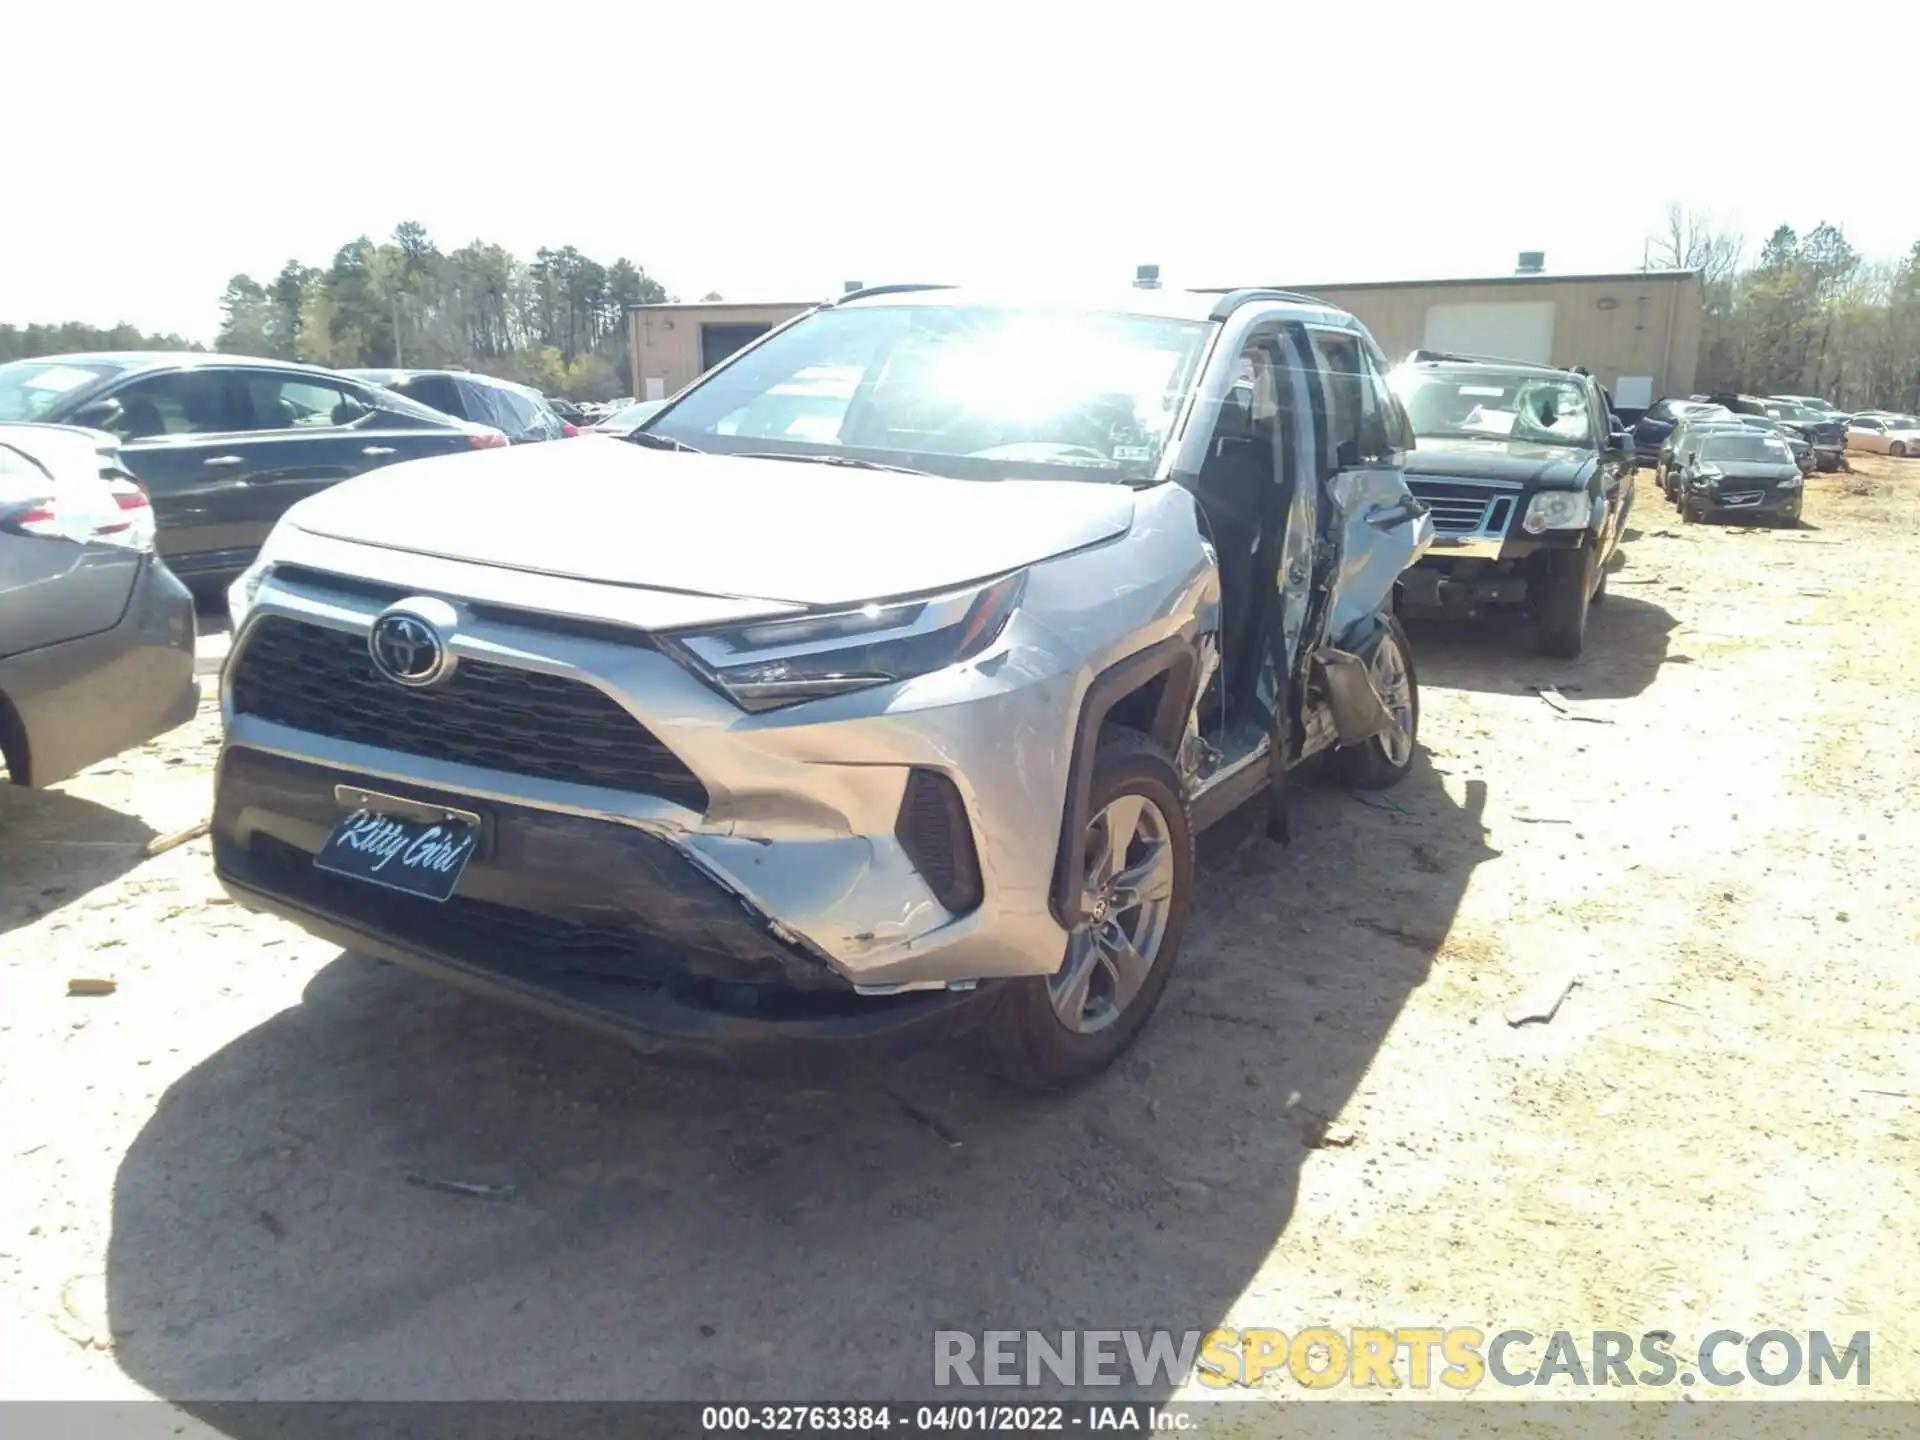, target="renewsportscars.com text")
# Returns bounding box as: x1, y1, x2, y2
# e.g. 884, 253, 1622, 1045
934, 1327, 1871, 1390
